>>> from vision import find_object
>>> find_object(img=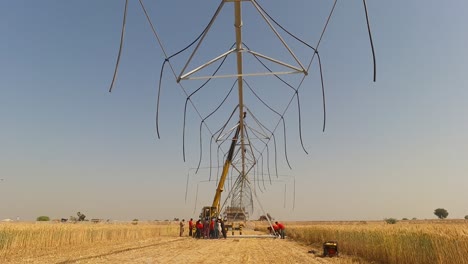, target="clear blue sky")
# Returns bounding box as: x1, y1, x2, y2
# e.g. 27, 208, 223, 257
1, 1, 467, 221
